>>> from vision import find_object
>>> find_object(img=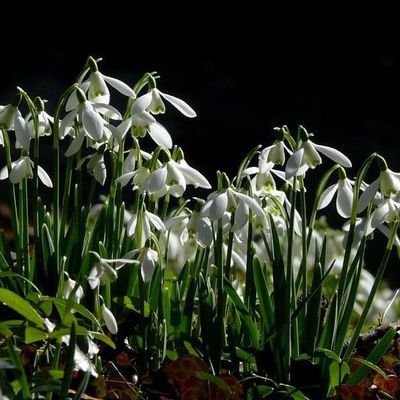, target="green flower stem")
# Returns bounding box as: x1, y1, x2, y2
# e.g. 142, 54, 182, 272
60, 156, 74, 247
1, 129, 22, 271
52, 84, 79, 279
225, 212, 235, 279
343, 220, 399, 362
214, 217, 225, 375
337, 153, 377, 304
306, 164, 341, 249
285, 176, 298, 381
